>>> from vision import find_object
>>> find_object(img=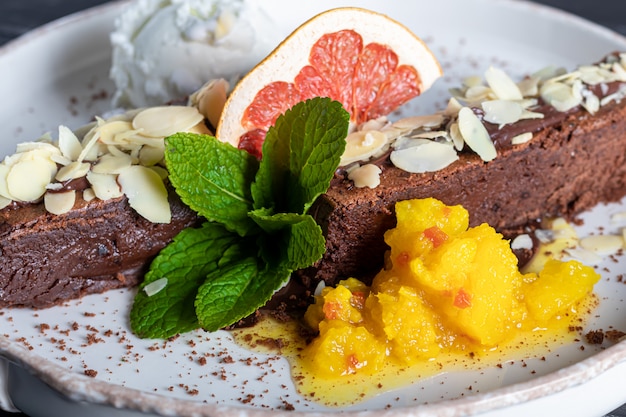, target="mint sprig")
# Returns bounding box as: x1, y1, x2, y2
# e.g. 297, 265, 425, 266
252, 97, 348, 214
164, 132, 259, 236
131, 98, 348, 337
